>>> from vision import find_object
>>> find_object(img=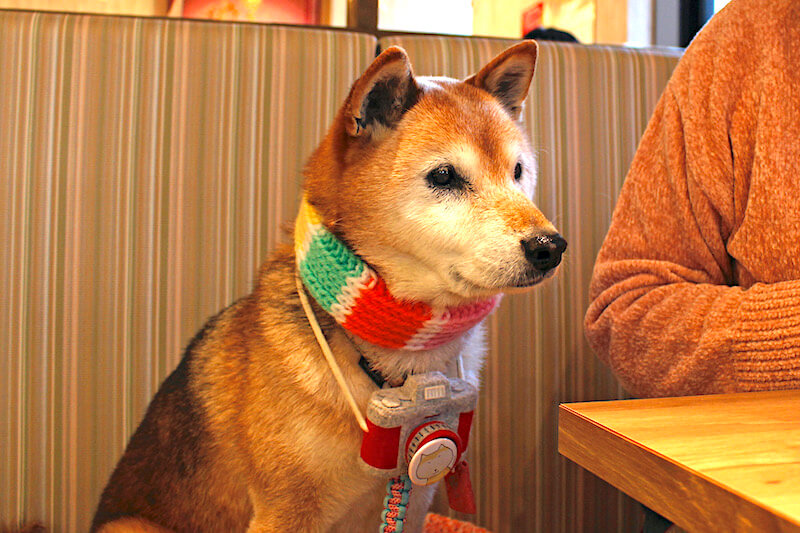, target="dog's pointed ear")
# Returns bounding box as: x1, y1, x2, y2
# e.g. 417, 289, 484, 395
345, 46, 419, 137
465, 41, 538, 120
